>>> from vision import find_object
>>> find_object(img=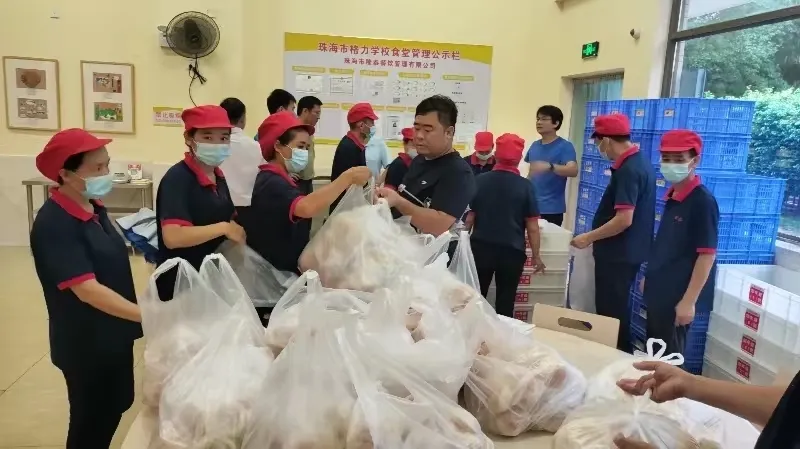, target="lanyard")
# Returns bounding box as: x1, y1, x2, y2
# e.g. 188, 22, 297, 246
398, 184, 430, 208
